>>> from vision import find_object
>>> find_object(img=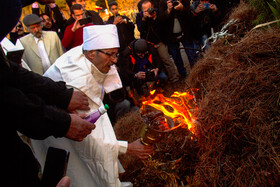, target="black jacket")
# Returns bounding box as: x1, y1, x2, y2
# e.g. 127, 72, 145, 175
118, 40, 163, 87
159, 0, 195, 42
136, 11, 167, 45
0, 48, 72, 186
190, 1, 221, 39
106, 15, 135, 52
